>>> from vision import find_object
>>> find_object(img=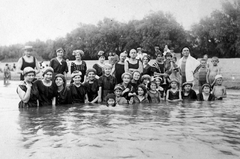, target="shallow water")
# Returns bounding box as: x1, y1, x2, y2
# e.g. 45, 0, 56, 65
0, 82, 240, 159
